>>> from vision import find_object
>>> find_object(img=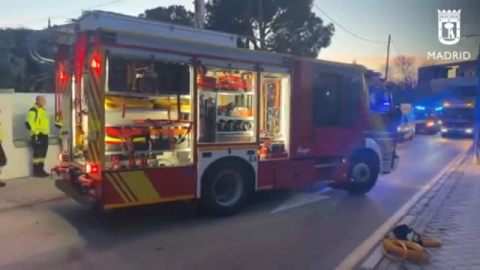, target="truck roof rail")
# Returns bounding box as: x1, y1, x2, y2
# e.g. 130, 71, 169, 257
73, 10, 239, 48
